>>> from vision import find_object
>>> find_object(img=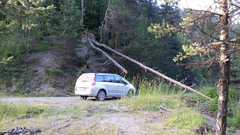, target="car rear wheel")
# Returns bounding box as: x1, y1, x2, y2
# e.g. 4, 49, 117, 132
97, 90, 106, 101
80, 96, 87, 100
